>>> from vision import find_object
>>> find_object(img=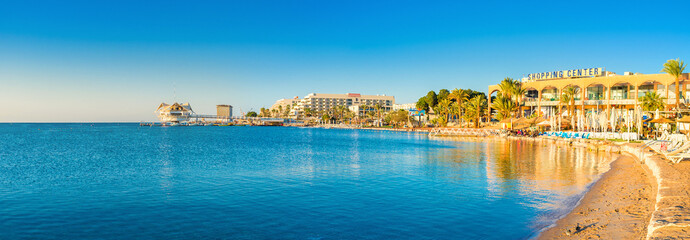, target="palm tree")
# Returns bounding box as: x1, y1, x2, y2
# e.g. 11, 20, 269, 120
374, 104, 383, 126
492, 95, 516, 120
465, 96, 487, 128
511, 84, 526, 117
497, 77, 517, 99
661, 58, 687, 112
360, 104, 370, 119
331, 105, 350, 122
282, 106, 290, 118
449, 88, 469, 123
434, 99, 452, 126
497, 77, 522, 117
303, 108, 313, 117
639, 91, 666, 111
561, 86, 580, 124
448, 102, 459, 124
559, 92, 571, 117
